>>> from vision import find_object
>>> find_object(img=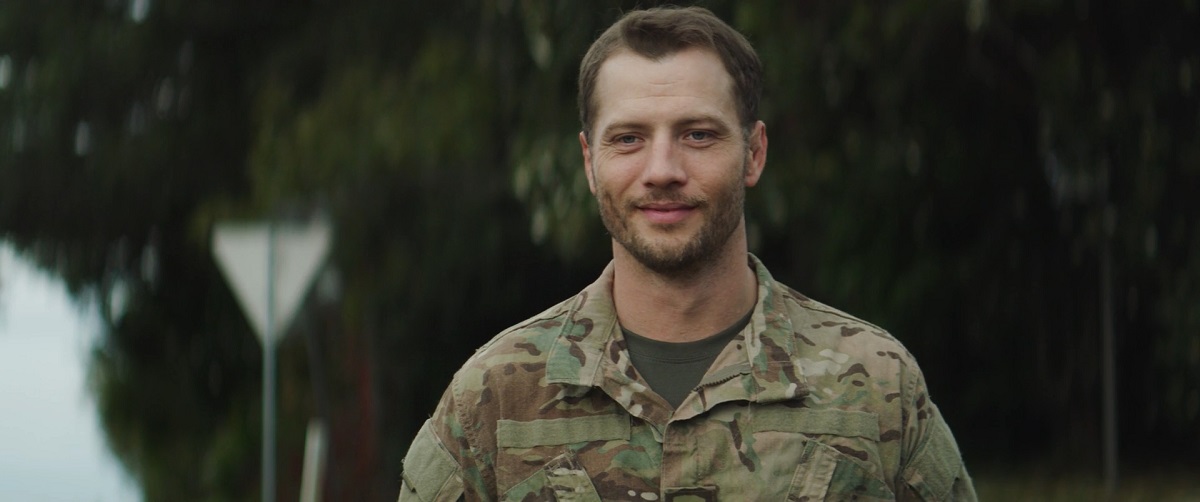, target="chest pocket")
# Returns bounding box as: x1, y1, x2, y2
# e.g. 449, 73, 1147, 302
753, 408, 895, 501
495, 415, 629, 501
